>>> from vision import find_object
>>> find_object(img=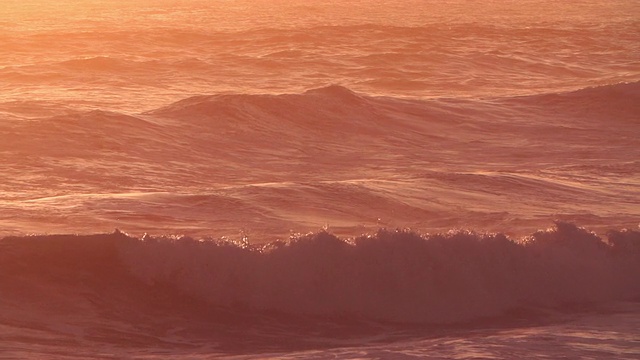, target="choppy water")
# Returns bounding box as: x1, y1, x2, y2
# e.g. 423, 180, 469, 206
1, 0, 639, 358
